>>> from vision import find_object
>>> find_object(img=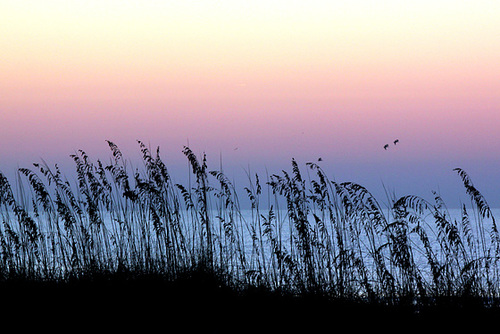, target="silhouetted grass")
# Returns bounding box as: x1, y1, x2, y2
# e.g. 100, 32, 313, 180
1, 140, 500, 329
